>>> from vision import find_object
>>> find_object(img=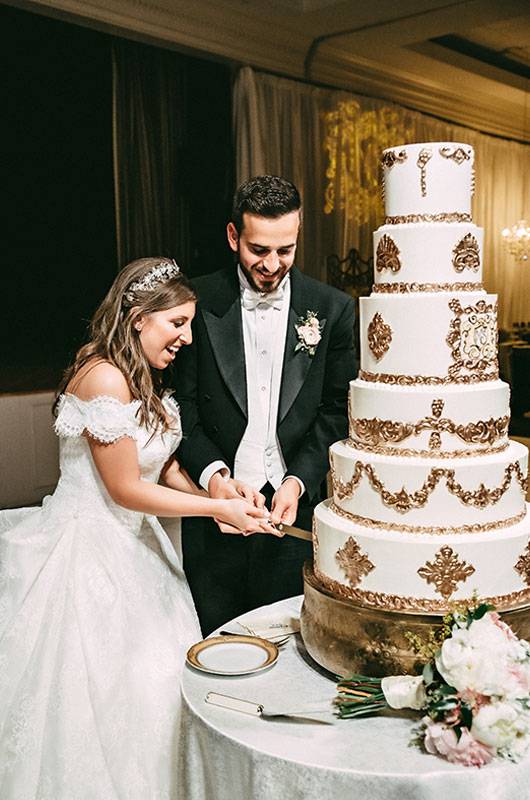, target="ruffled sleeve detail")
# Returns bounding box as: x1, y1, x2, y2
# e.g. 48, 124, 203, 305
54, 394, 141, 443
